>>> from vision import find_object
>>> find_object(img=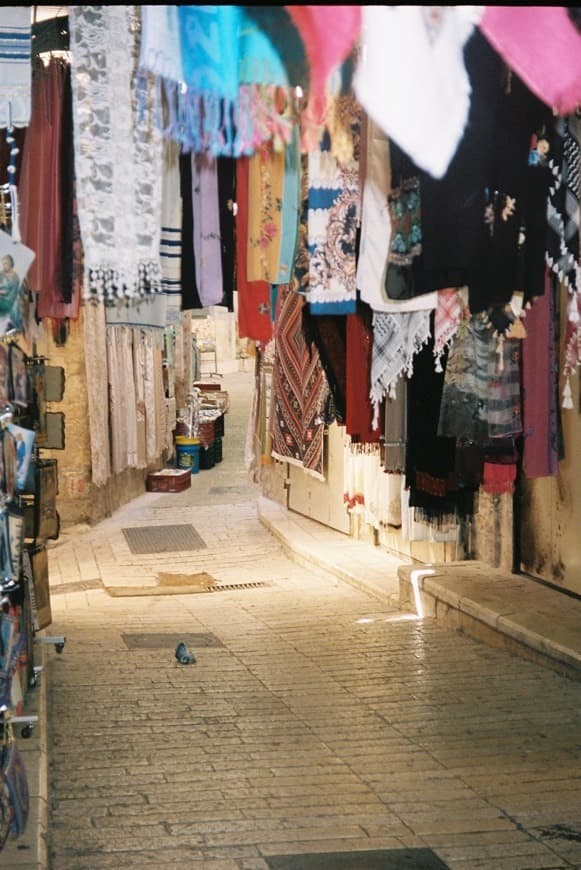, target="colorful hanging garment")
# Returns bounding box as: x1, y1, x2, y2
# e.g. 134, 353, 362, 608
140, 6, 294, 157
307, 97, 360, 315
160, 141, 182, 326
437, 314, 491, 443
345, 302, 382, 444
479, 6, 581, 117
275, 126, 301, 285
69, 6, 163, 302
487, 337, 523, 439
384, 378, 407, 475
247, 142, 285, 284
354, 5, 481, 180
271, 284, 328, 480
370, 310, 431, 429
0, 7, 31, 129
285, 5, 361, 151
303, 309, 347, 424
235, 156, 272, 343
217, 157, 236, 312
191, 154, 224, 308
433, 288, 465, 372
522, 275, 560, 477
179, 152, 203, 311
562, 291, 581, 409
482, 461, 517, 496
